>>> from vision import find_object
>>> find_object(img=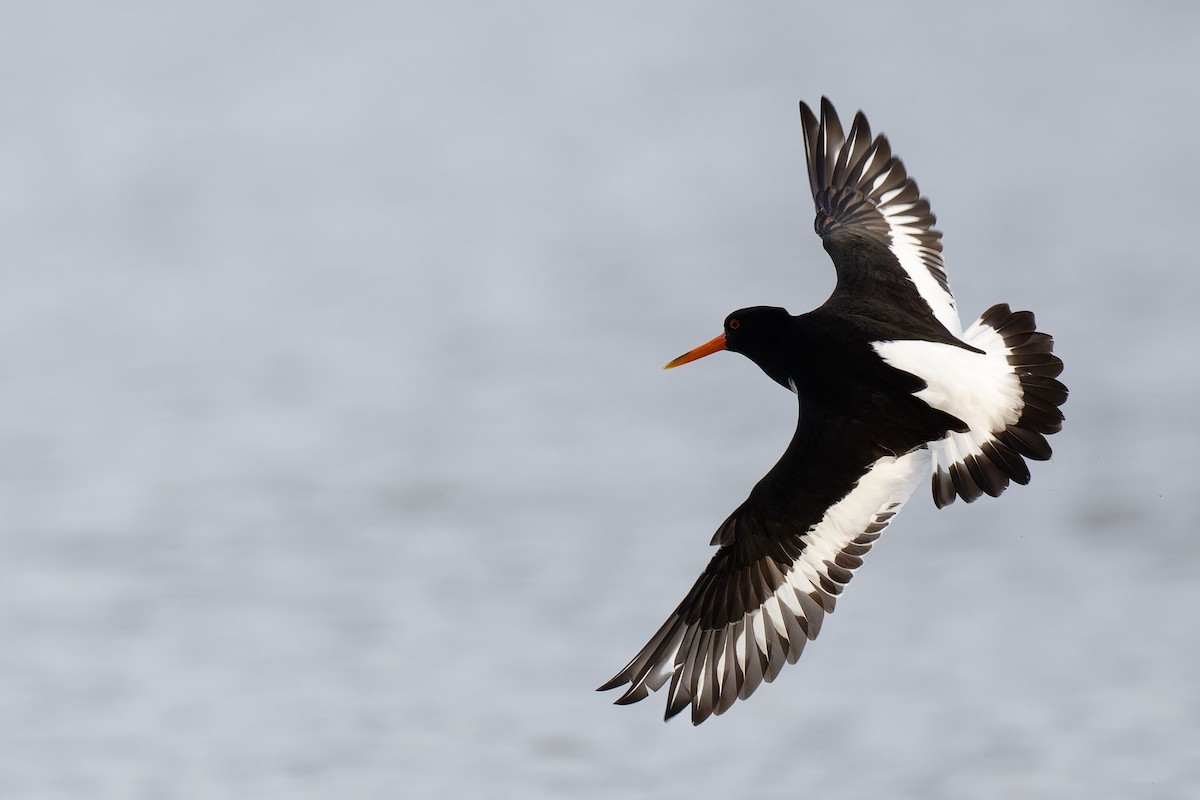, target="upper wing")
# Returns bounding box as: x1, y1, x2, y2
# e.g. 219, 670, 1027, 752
799, 98, 961, 336
599, 410, 928, 725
